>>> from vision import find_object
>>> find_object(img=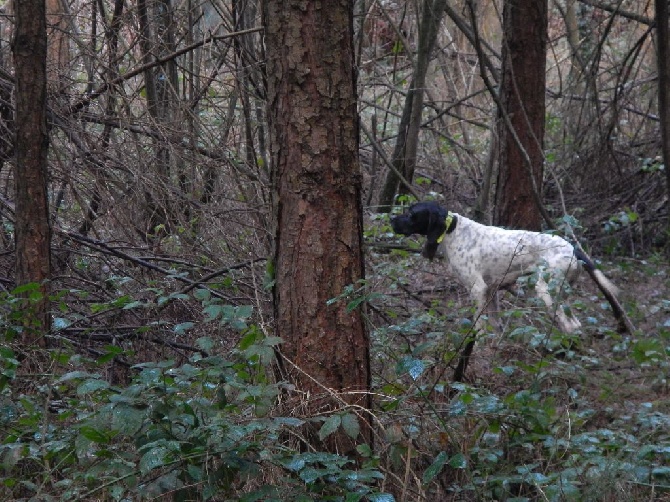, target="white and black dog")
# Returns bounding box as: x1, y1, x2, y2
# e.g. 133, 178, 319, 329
390, 201, 620, 335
